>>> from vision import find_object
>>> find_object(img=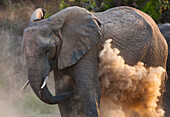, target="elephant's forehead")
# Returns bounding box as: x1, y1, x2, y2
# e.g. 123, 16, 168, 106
24, 24, 48, 32
23, 29, 42, 52
24, 19, 51, 32
23, 26, 50, 42
23, 28, 37, 41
